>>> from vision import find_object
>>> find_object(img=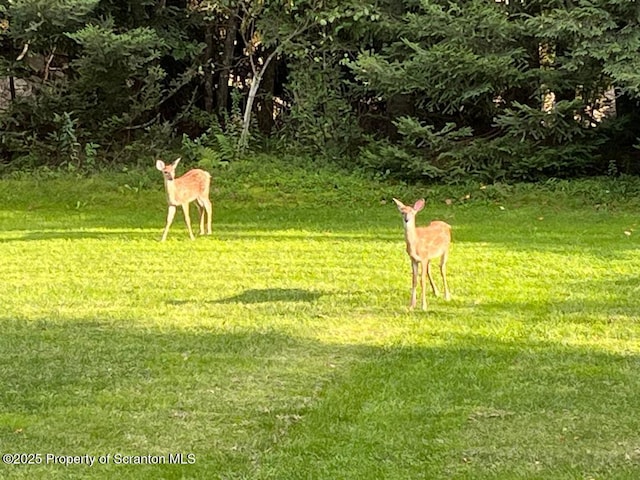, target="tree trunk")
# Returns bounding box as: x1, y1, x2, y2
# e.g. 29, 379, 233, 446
217, 9, 238, 118
238, 48, 280, 152
9, 76, 16, 101
238, 69, 264, 152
